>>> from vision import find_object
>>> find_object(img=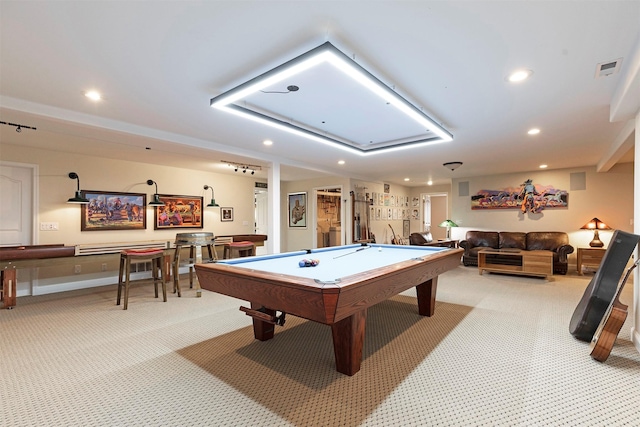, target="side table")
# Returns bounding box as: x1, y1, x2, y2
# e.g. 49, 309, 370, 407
577, 247, 606, 275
